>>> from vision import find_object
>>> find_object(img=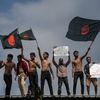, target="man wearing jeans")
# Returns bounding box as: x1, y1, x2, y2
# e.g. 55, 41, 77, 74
37, 46, 54, 96
52, 51, 71, 96
72, 47, 90, 97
